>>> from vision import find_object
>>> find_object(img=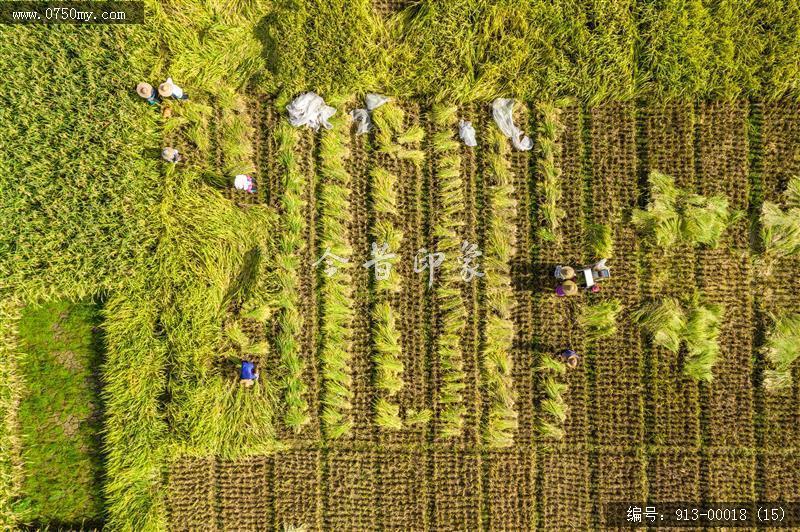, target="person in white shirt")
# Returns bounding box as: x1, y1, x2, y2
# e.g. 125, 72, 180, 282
158, 77, 189, 100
